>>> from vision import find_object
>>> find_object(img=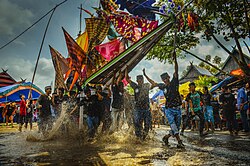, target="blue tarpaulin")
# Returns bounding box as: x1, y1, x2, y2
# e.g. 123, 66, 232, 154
0, 82, 44, 103
210, 76, 236, 93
